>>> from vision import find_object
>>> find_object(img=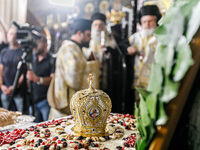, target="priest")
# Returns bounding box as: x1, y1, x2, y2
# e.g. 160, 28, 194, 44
47, 19, 100, 119
127, 5, 161, 89
84, 12, 116, 63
